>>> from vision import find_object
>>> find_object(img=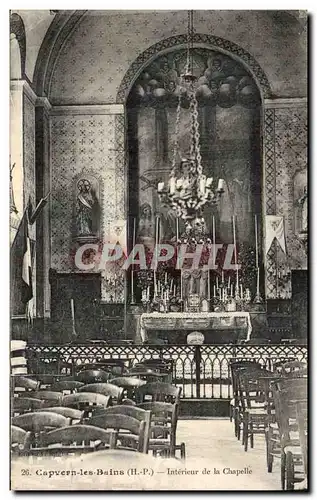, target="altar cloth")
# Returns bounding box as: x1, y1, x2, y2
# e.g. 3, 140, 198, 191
139, 311, 252, 343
